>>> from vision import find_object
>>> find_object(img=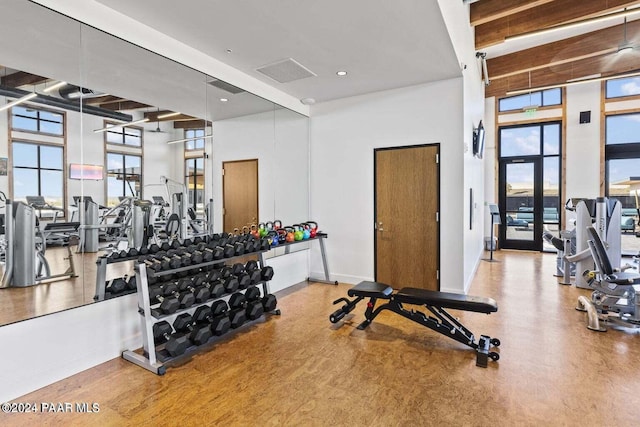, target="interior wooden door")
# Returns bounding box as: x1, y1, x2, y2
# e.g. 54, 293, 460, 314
222, 159, 258, 233
375, 145, 439, 290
